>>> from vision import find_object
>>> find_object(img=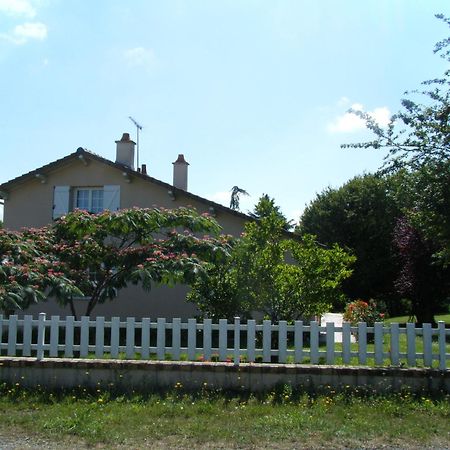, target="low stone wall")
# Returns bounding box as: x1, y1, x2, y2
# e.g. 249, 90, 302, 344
0, 357, 448, 394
